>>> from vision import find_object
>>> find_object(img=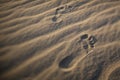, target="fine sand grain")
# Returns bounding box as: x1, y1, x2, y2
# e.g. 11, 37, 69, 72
0, 0, 120, 80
